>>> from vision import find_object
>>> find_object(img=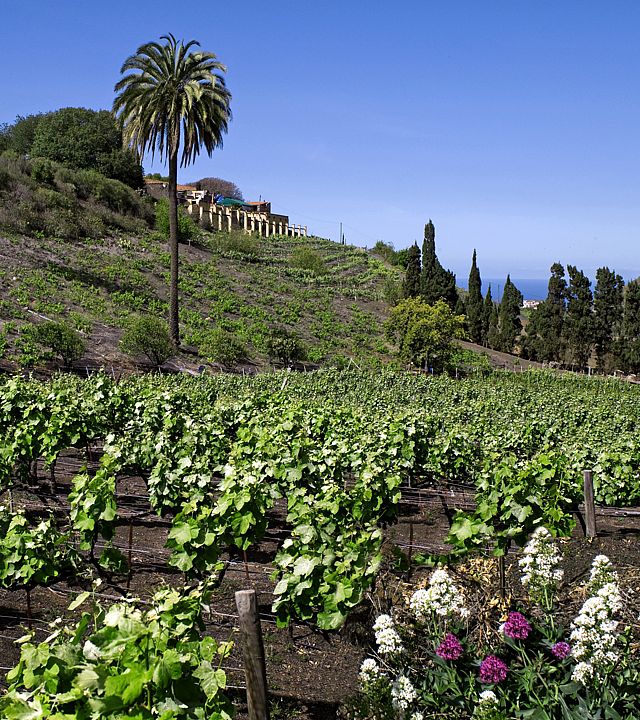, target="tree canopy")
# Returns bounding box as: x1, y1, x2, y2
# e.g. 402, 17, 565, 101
4, 108, 143, 189
113, 33, 232, 346
385, 297, 465, 372
191, 177, 242, 200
